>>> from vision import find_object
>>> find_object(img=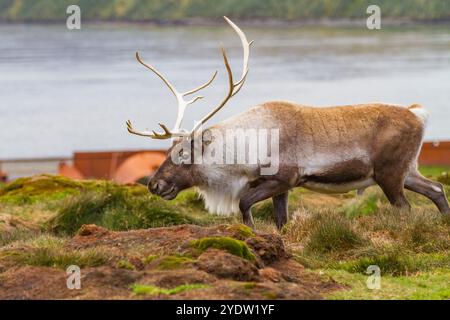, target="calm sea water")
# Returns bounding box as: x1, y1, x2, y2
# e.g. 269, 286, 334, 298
1, 23, 450, 159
